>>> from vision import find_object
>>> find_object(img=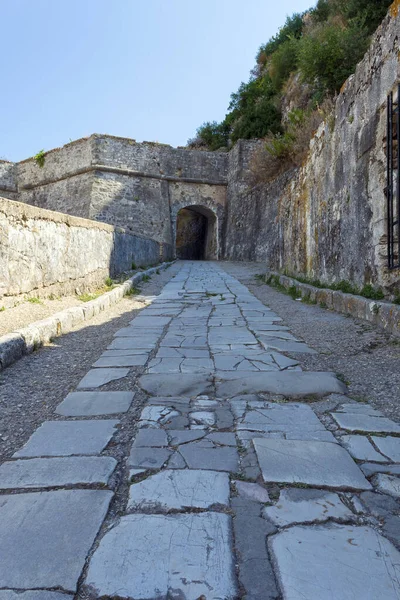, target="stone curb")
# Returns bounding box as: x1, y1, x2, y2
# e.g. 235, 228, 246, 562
265, 271, 400, 338
0, 261, 175, 371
